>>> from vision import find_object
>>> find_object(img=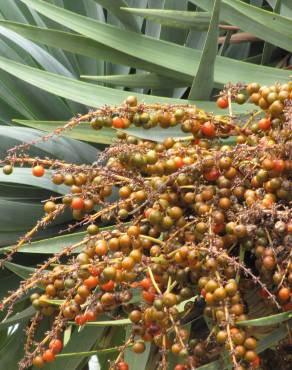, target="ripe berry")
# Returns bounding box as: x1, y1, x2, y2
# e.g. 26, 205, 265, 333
258, 117, 271, 131
75, 314, 85, 325
49, 339, 62, 354
42, 349, 55, 362
84, 276, 99, 289
100, 280, 115, 291
201, 121, 215, 137
32, 165, 45, 177
278, 287, 291, 302
112, 117, 126, 128
71, 197, 85, 210
117, 362, 129, 370
217, 97, 229, 109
